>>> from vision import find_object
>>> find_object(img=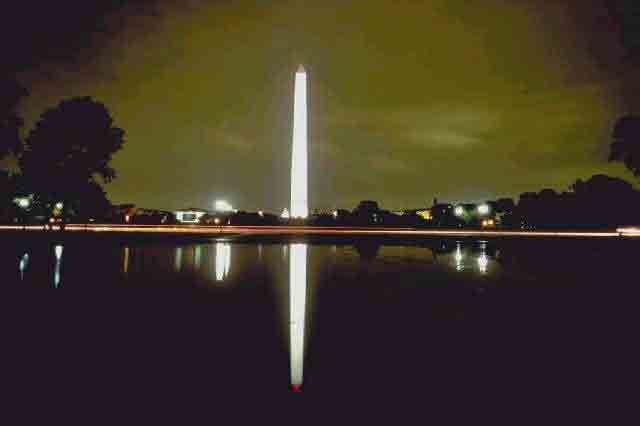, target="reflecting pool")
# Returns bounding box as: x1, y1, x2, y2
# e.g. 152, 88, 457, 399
2, 236, 636, 412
